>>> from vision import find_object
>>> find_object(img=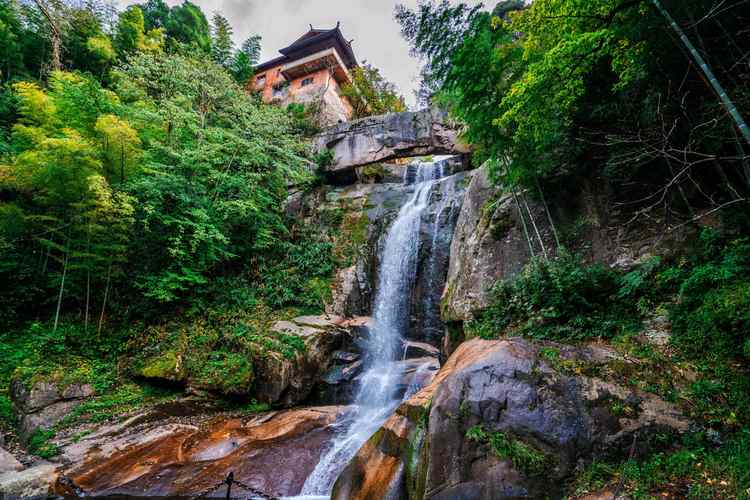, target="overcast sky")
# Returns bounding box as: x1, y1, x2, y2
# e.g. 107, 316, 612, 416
117, 0, 485, 108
